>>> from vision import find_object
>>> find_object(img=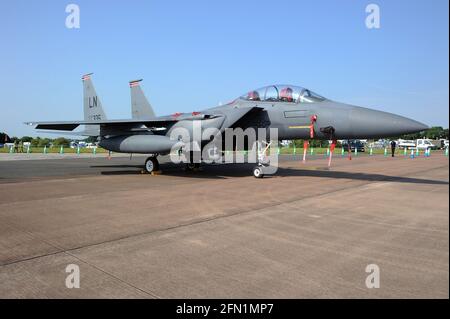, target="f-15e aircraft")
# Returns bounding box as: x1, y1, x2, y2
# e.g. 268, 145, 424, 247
26, 73, 428, 178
